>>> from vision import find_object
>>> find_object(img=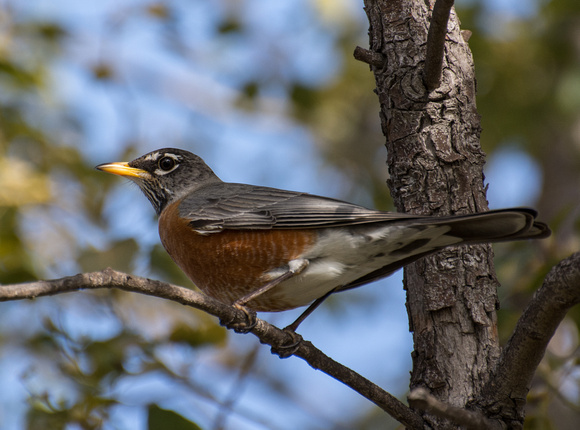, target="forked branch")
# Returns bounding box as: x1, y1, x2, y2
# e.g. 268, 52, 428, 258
409, 388, 502, 430
479, 251, 580, 421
